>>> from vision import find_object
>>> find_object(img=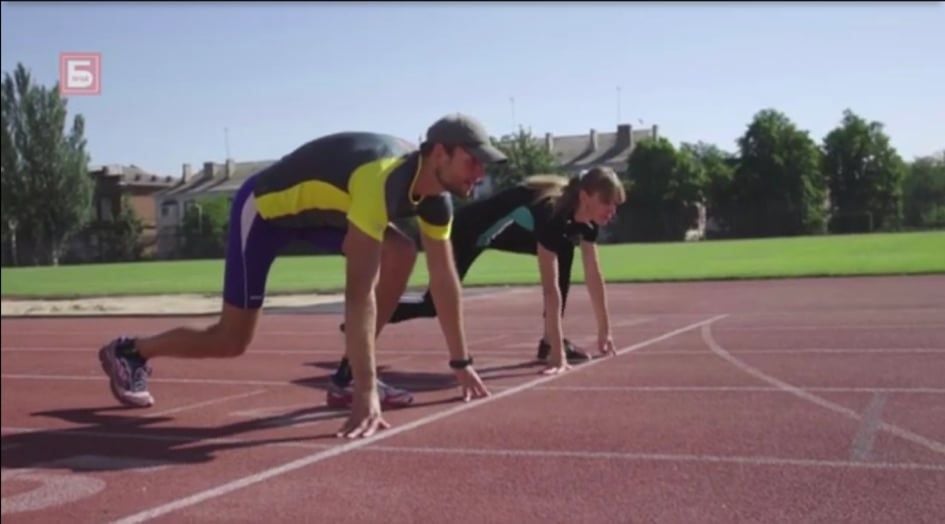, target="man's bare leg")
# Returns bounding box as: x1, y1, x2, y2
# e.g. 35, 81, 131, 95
136, 302, 262, 360
99, 302, 262, 408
